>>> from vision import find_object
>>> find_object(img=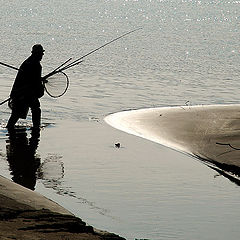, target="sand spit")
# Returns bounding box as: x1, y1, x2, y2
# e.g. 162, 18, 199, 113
0, 175, 125, 240
105, 104, 240, 180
